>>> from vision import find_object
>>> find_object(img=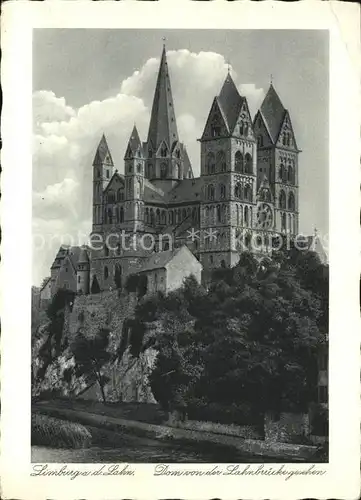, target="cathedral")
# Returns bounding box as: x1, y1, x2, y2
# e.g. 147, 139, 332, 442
50, 45, 301, 296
